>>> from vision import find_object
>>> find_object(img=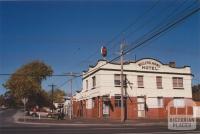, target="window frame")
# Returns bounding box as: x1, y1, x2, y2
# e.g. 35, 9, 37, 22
172, 77, 184, 89
114, 96, 121, 107
92, 76, 96, 89
173, 97, 185, 108
137, 75, 144, 88
86, 80, 88, 90
114, 74, 126, 87
114, 95, 126, 107
157, 97, 164, 108
156, 76, 163, 89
